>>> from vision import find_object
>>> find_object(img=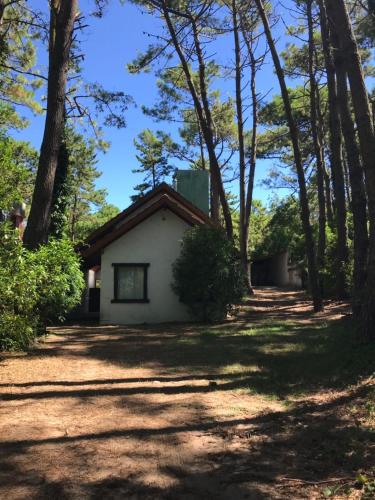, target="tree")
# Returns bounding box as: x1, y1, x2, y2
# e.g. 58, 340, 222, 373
49, 127, 119, 243
0, 0, 44, 115
237, 1, 263, 293
141, 64, 237, 212
318, 0, 349, 297
254, 0, 323, 311
0, 133, 37, 214
172, 225, 245, 322
252, 196, 305, 264
325, 2, 369, 314
23, 0, 78, 248
128, 0, 234, 237
132, 129, 174, 200
76, 203, 120, 241
325, 0, 375, 340
306, 0, 326, 275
